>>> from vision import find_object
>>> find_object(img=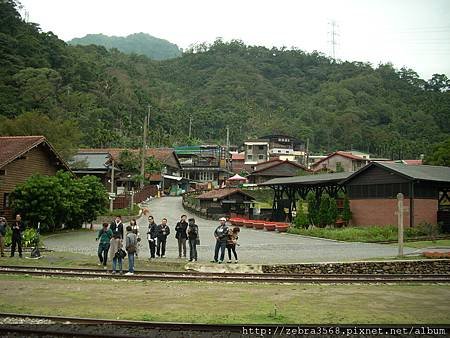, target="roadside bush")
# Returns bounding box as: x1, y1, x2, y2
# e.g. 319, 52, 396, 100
293, 200, 309, 228
11, 171, 108, 232
5, 228, 41, 247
